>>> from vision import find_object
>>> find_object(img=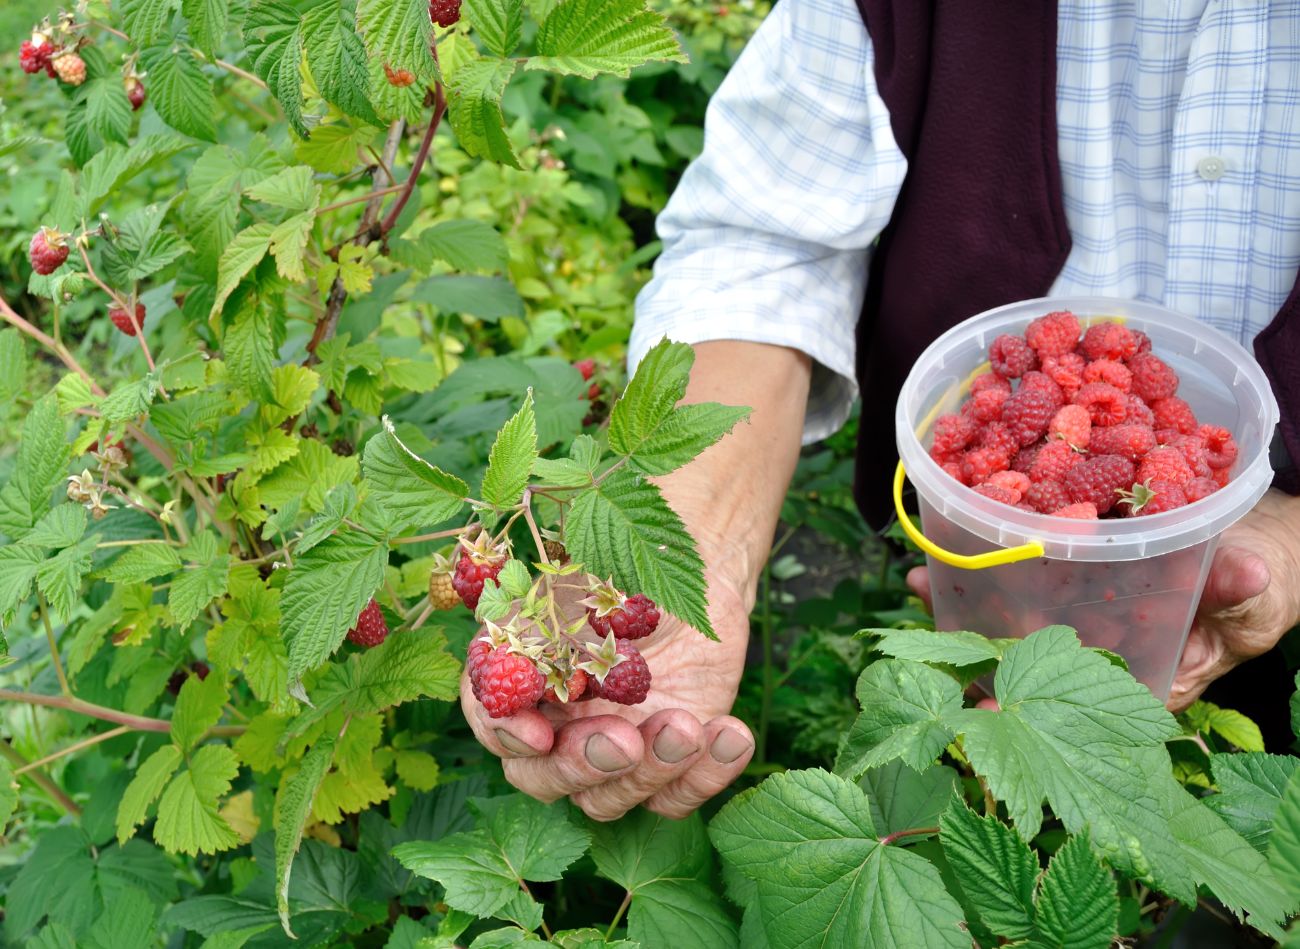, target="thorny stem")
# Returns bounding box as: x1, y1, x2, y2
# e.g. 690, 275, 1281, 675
0, 690, 245, 738
878, 826, 940, 847
407, 602, 435, 632
606, 891, 633, 940
0, 741, 81, 817
378, 83, 447, 235
37, 595, 71, 697
14, 725, 131, 774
